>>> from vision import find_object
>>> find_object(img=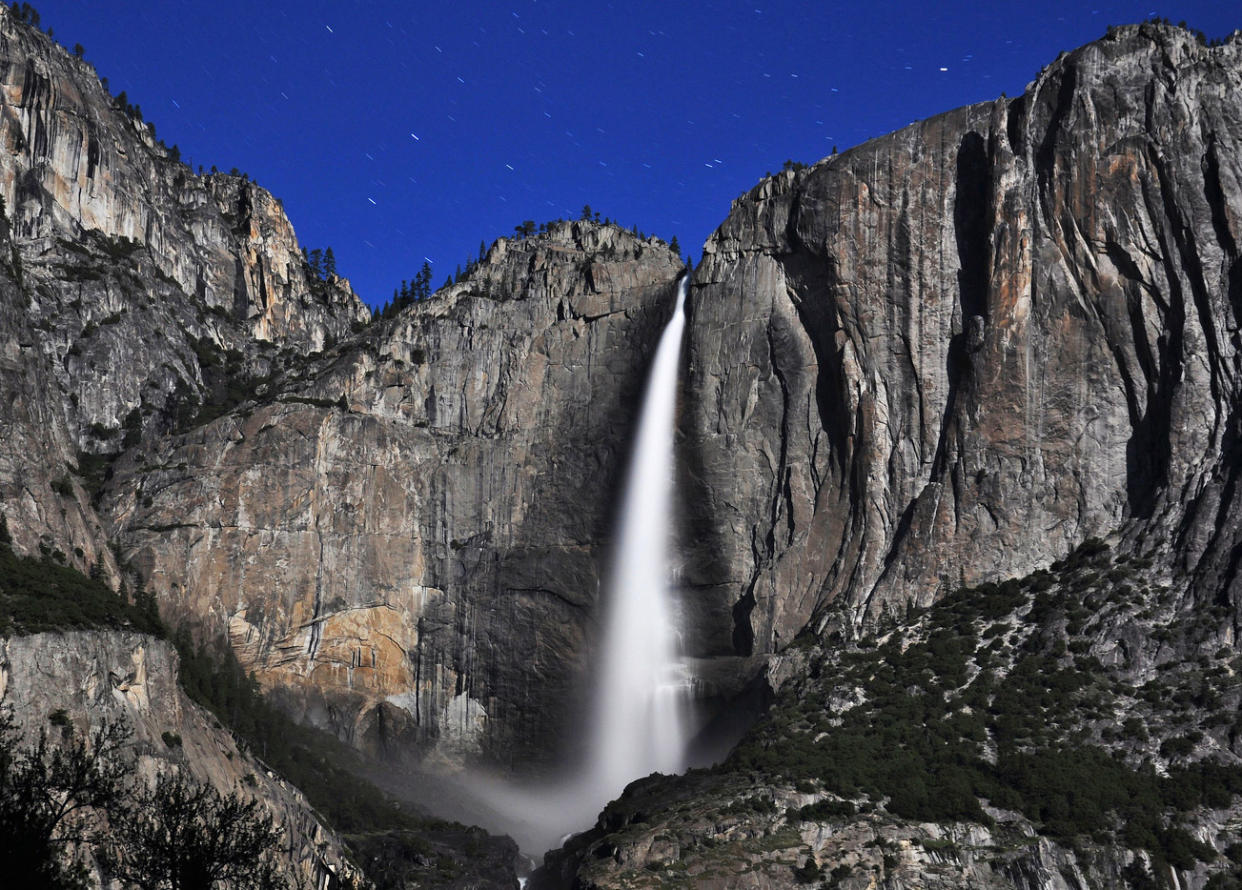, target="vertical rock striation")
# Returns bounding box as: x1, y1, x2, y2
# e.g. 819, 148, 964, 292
0, 5, 366, 578
684, 23, 1242, 657
0, 7, 365, 351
